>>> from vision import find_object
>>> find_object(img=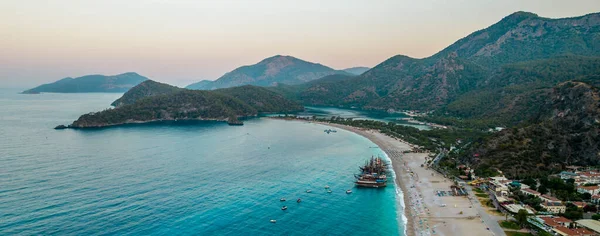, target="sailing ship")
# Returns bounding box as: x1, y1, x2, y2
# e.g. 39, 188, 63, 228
354, 156, 388, 188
